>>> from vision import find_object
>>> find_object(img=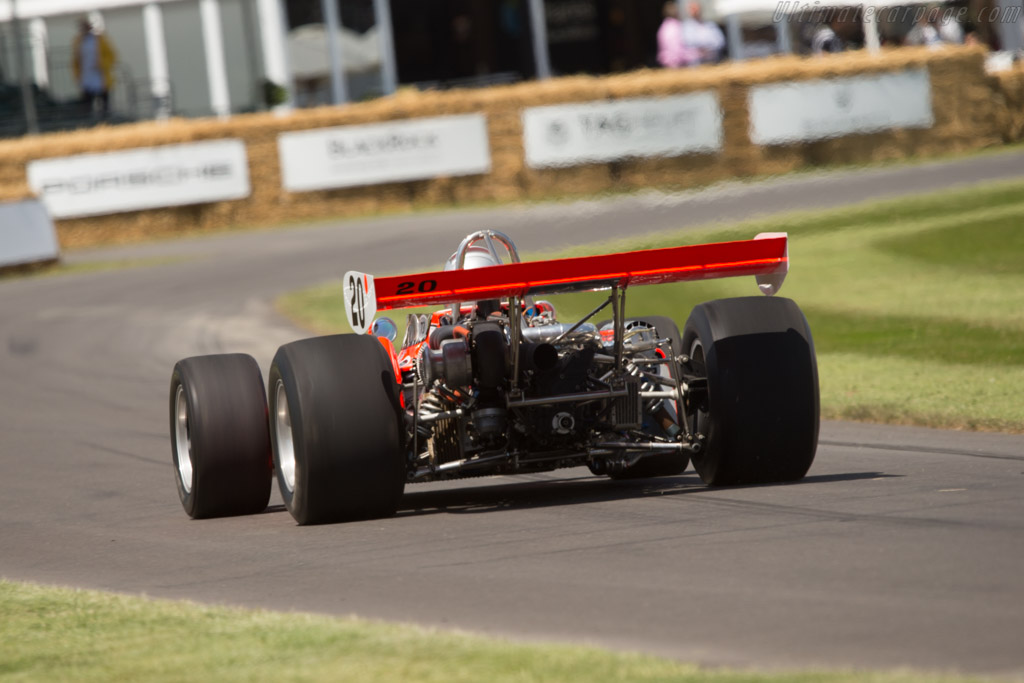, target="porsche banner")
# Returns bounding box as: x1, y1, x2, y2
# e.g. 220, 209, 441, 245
27, 139, 251, 219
